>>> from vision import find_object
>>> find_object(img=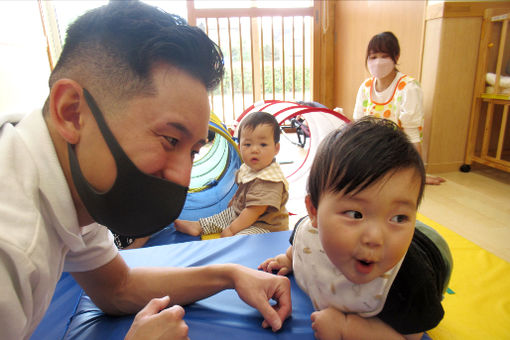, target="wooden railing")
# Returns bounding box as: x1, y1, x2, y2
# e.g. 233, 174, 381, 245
187, 4, 315, 126
38, 0, 335, 127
